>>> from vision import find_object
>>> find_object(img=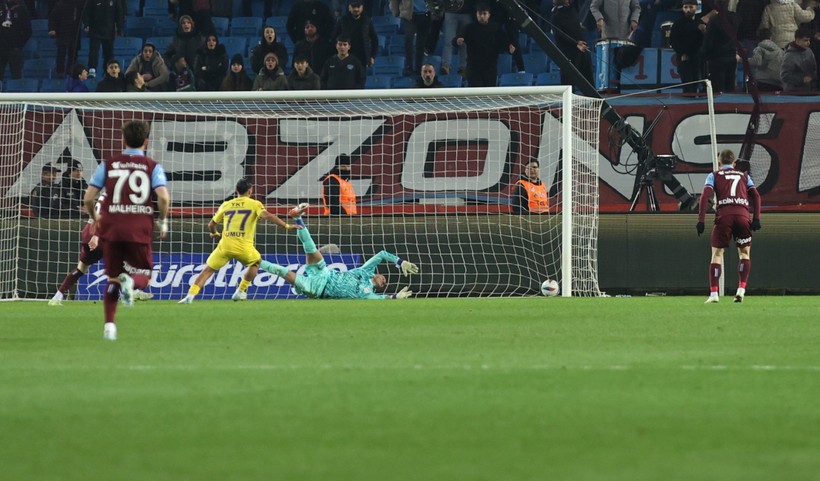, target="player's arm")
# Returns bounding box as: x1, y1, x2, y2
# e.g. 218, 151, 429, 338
260, 210, 300, 229
749, 187, 762, 230
155, 186, 170, 239
360, 250, 419, 277
207, 219, 220, 238
83, 185, 101, 223
696, 173, 715, 236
